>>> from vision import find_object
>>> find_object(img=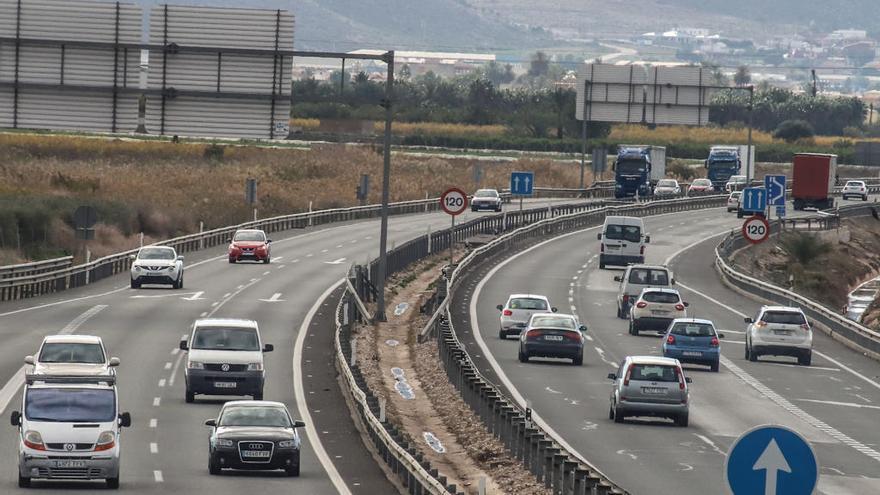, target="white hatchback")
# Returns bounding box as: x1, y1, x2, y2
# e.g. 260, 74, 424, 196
629, 288, 688, 335
841, 180, 868, 201
726, 191, 742, 212
130, 246, 184, 289
497, 294, 557, 339
745, 306, 813, 365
